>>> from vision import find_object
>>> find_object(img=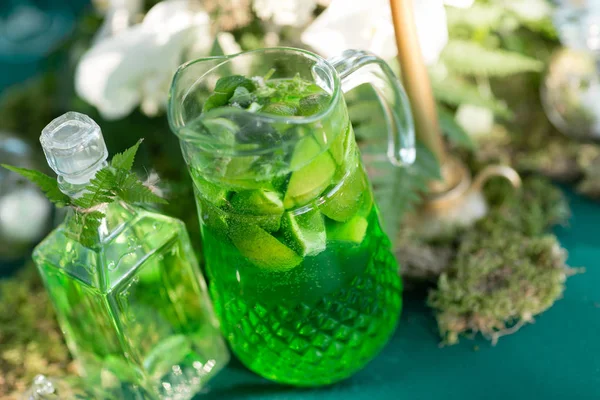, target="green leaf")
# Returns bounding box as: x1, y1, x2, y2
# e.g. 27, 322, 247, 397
111, 139, 143, 170
210, 36, 225, 57
115, 170, 168, 205
347, 100, 382, 127
203, 93, 231, 113
446, 4, 505, 30
364, 143, 441, 241
431, 75, 512, 118
67, 210, 104, 248
438, 108, 476, 150
1, 164, 71, 206
214, 75, 256, 95
346, 83, 441, 241
441, 40, 544, 77
229, 86, 254, 107
72, 168, 117, 209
